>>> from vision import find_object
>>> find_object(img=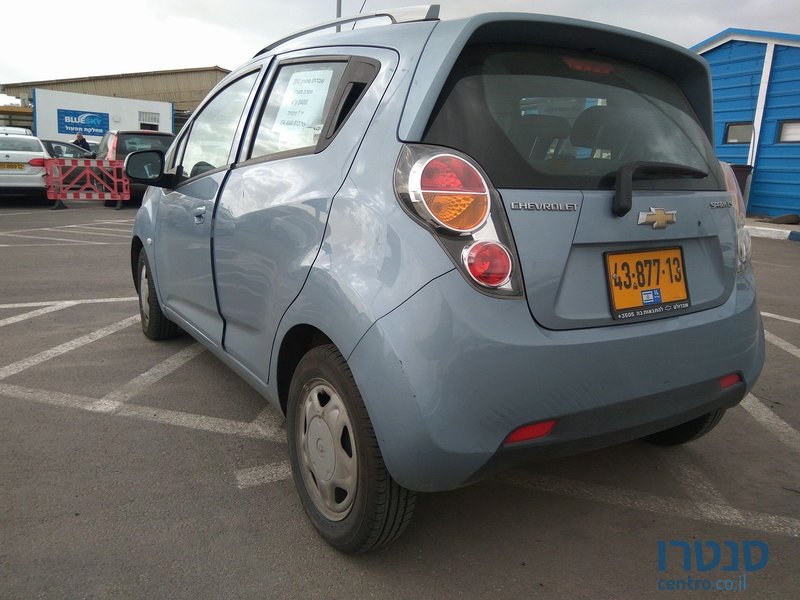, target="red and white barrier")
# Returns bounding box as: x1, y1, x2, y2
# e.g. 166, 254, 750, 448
45, 158, 130, 201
